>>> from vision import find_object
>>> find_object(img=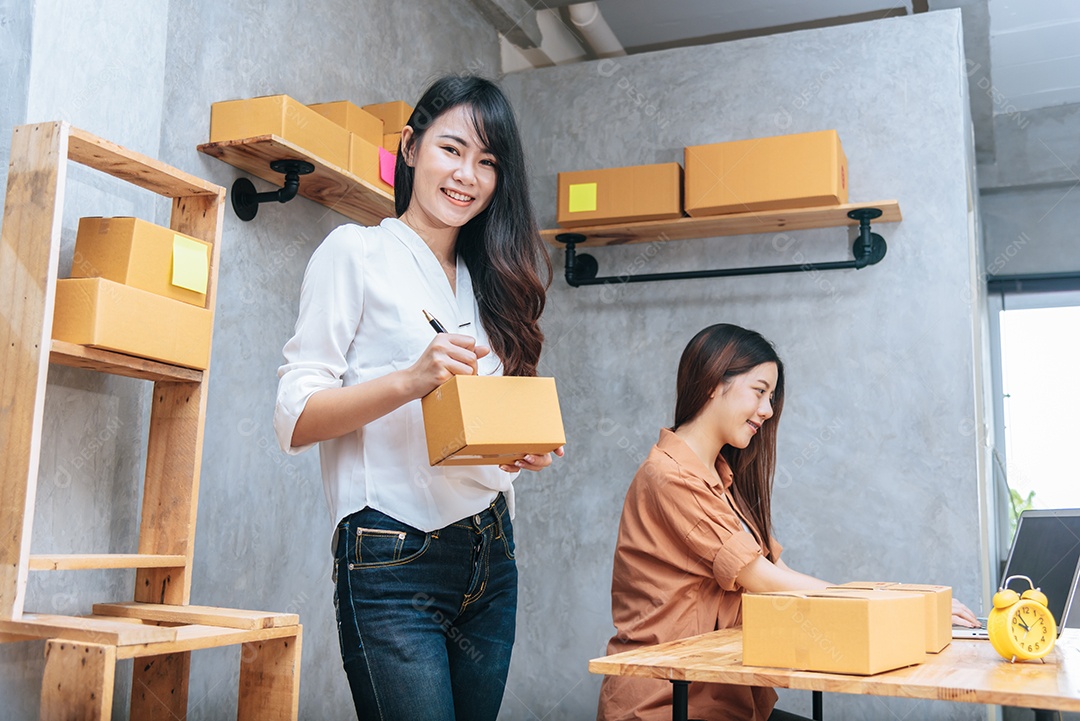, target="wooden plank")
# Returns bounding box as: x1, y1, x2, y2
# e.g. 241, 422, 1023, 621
130, 652, 189, 721
0, 122, 68, 620
94, 602, 299, 630
134, 192, 222, 606
115, 623, 300, 660
68, 124, 221, 198
589, 627, 1080, 712
540, 200, 903, 248
40, 640, 115, 721
49, 340, 203, 382
238, 628, 303, 721
0, 613, 176, 646
29, 554, 187, 571
197, 135, 395, 225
